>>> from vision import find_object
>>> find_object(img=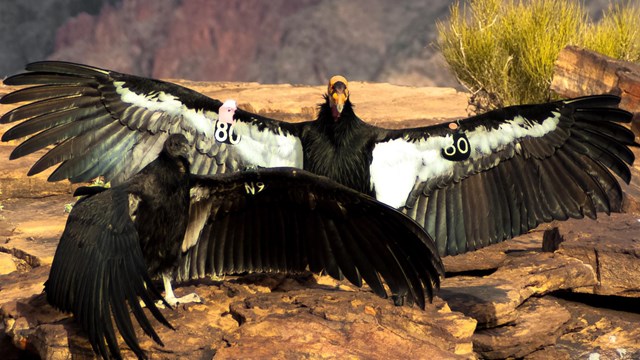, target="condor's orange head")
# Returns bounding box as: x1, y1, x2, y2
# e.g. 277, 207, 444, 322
328, 75, 349, 121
